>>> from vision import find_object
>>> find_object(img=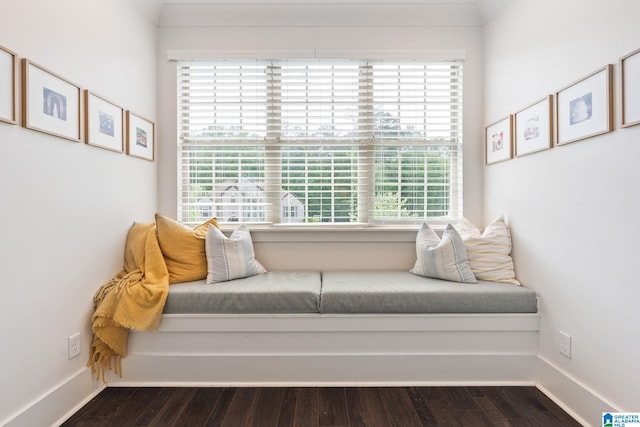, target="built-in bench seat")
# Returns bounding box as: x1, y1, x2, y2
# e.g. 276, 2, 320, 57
112, 270, 540, 386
